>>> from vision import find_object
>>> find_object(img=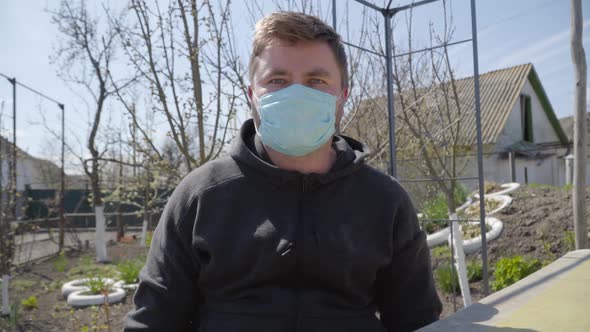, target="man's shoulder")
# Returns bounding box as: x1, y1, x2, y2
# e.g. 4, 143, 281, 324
166, 156, 244, 210
177, 156, 244, 196
356, 164, 407, 197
